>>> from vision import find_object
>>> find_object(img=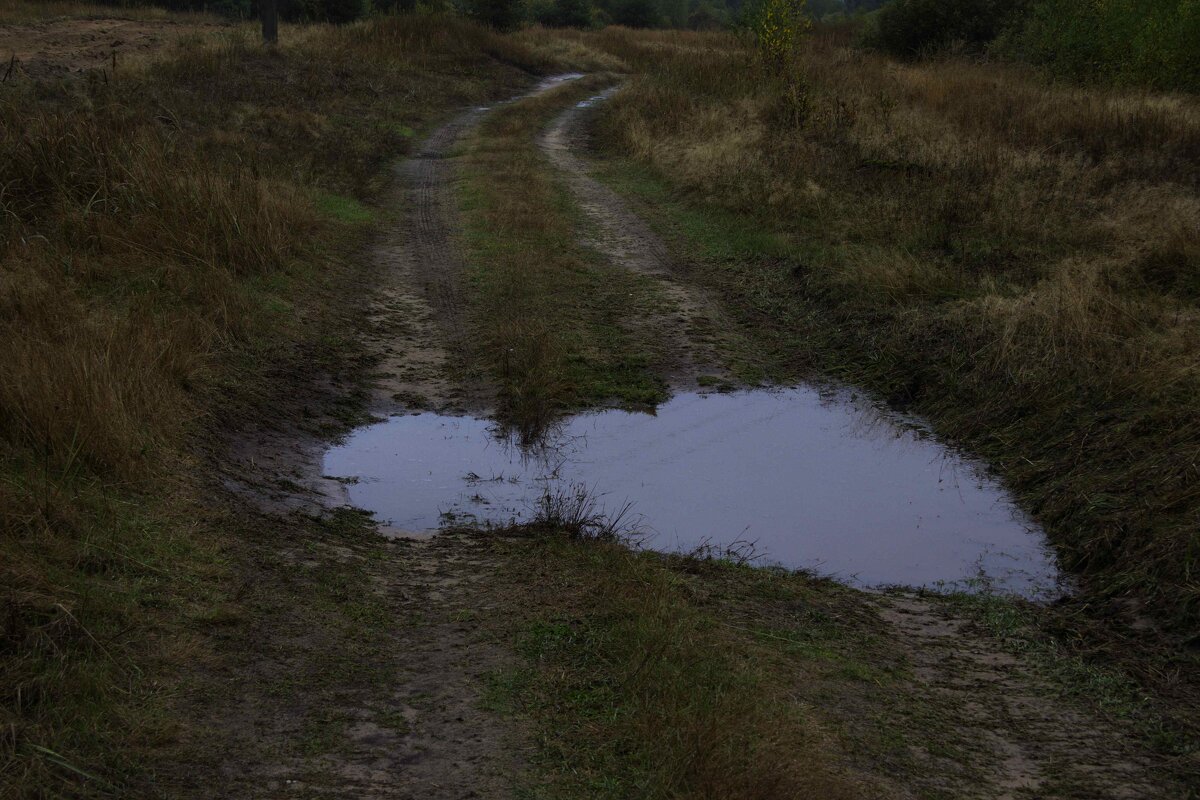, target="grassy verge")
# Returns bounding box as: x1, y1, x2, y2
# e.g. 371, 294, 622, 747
0, 12, 580, 796
457, 75, 672, 438
490, 534, 875, 799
